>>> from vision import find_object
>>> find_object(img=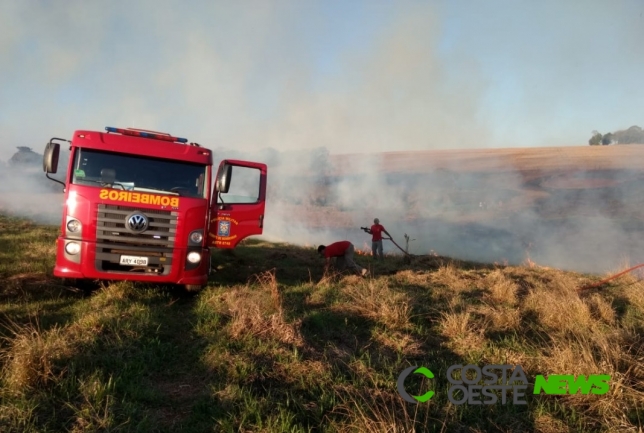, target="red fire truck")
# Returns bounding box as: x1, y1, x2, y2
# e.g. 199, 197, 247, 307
43, 126, 267, 292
